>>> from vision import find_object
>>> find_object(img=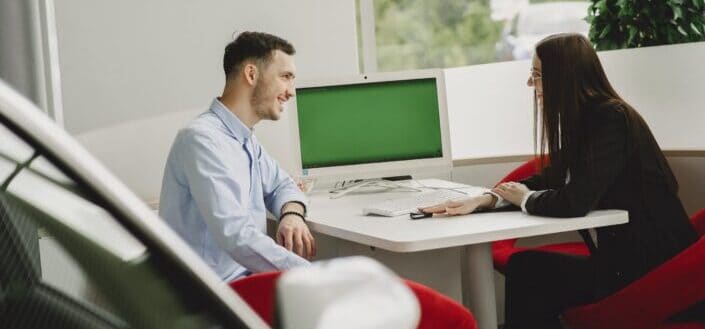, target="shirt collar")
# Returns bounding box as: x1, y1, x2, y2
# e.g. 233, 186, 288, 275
209, 98, 254, 143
